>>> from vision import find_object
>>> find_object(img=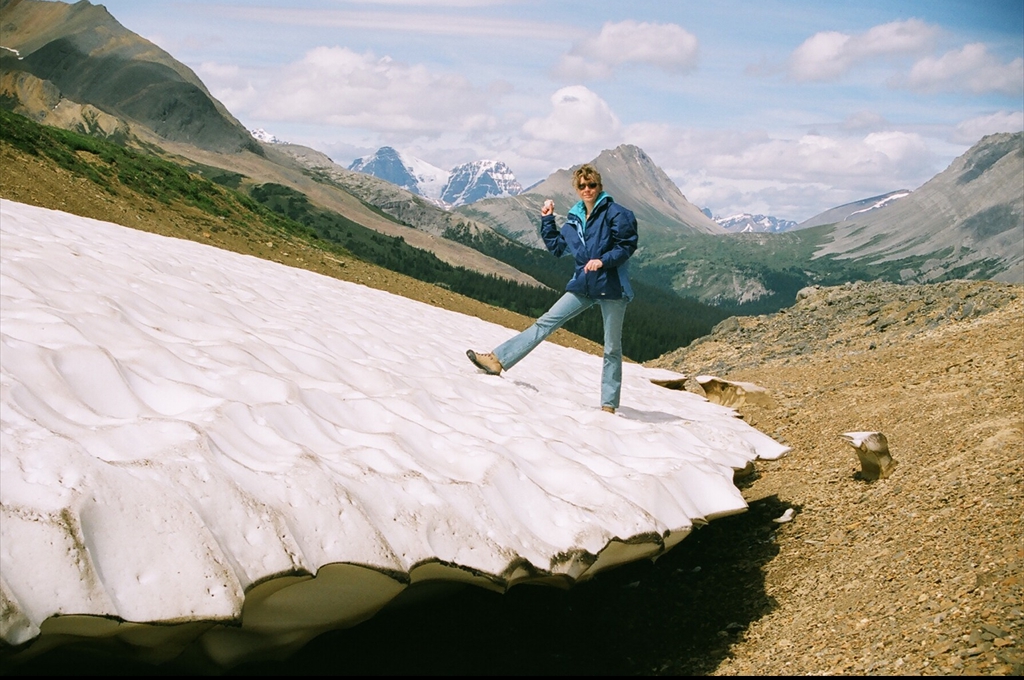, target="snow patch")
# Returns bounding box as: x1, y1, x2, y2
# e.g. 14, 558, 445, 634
0, 199, 787, 662
845, 191, 911, 219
